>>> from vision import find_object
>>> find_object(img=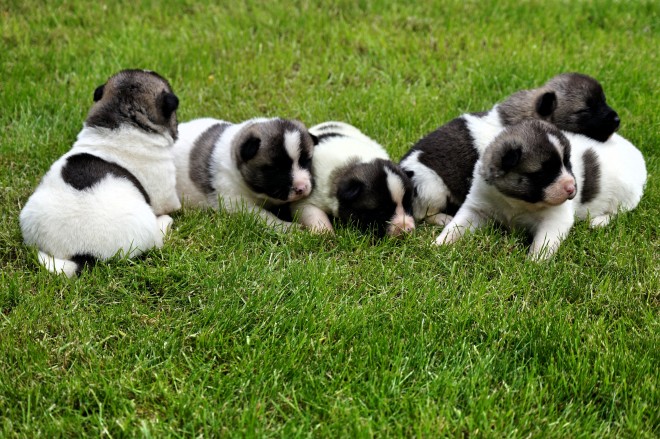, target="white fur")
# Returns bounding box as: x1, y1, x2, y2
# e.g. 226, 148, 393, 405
290, 122, 390, 234
566, 132, 647, 227
400, 107, 507, 224
173, 117, 307, 230
20, 125, 180, 276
